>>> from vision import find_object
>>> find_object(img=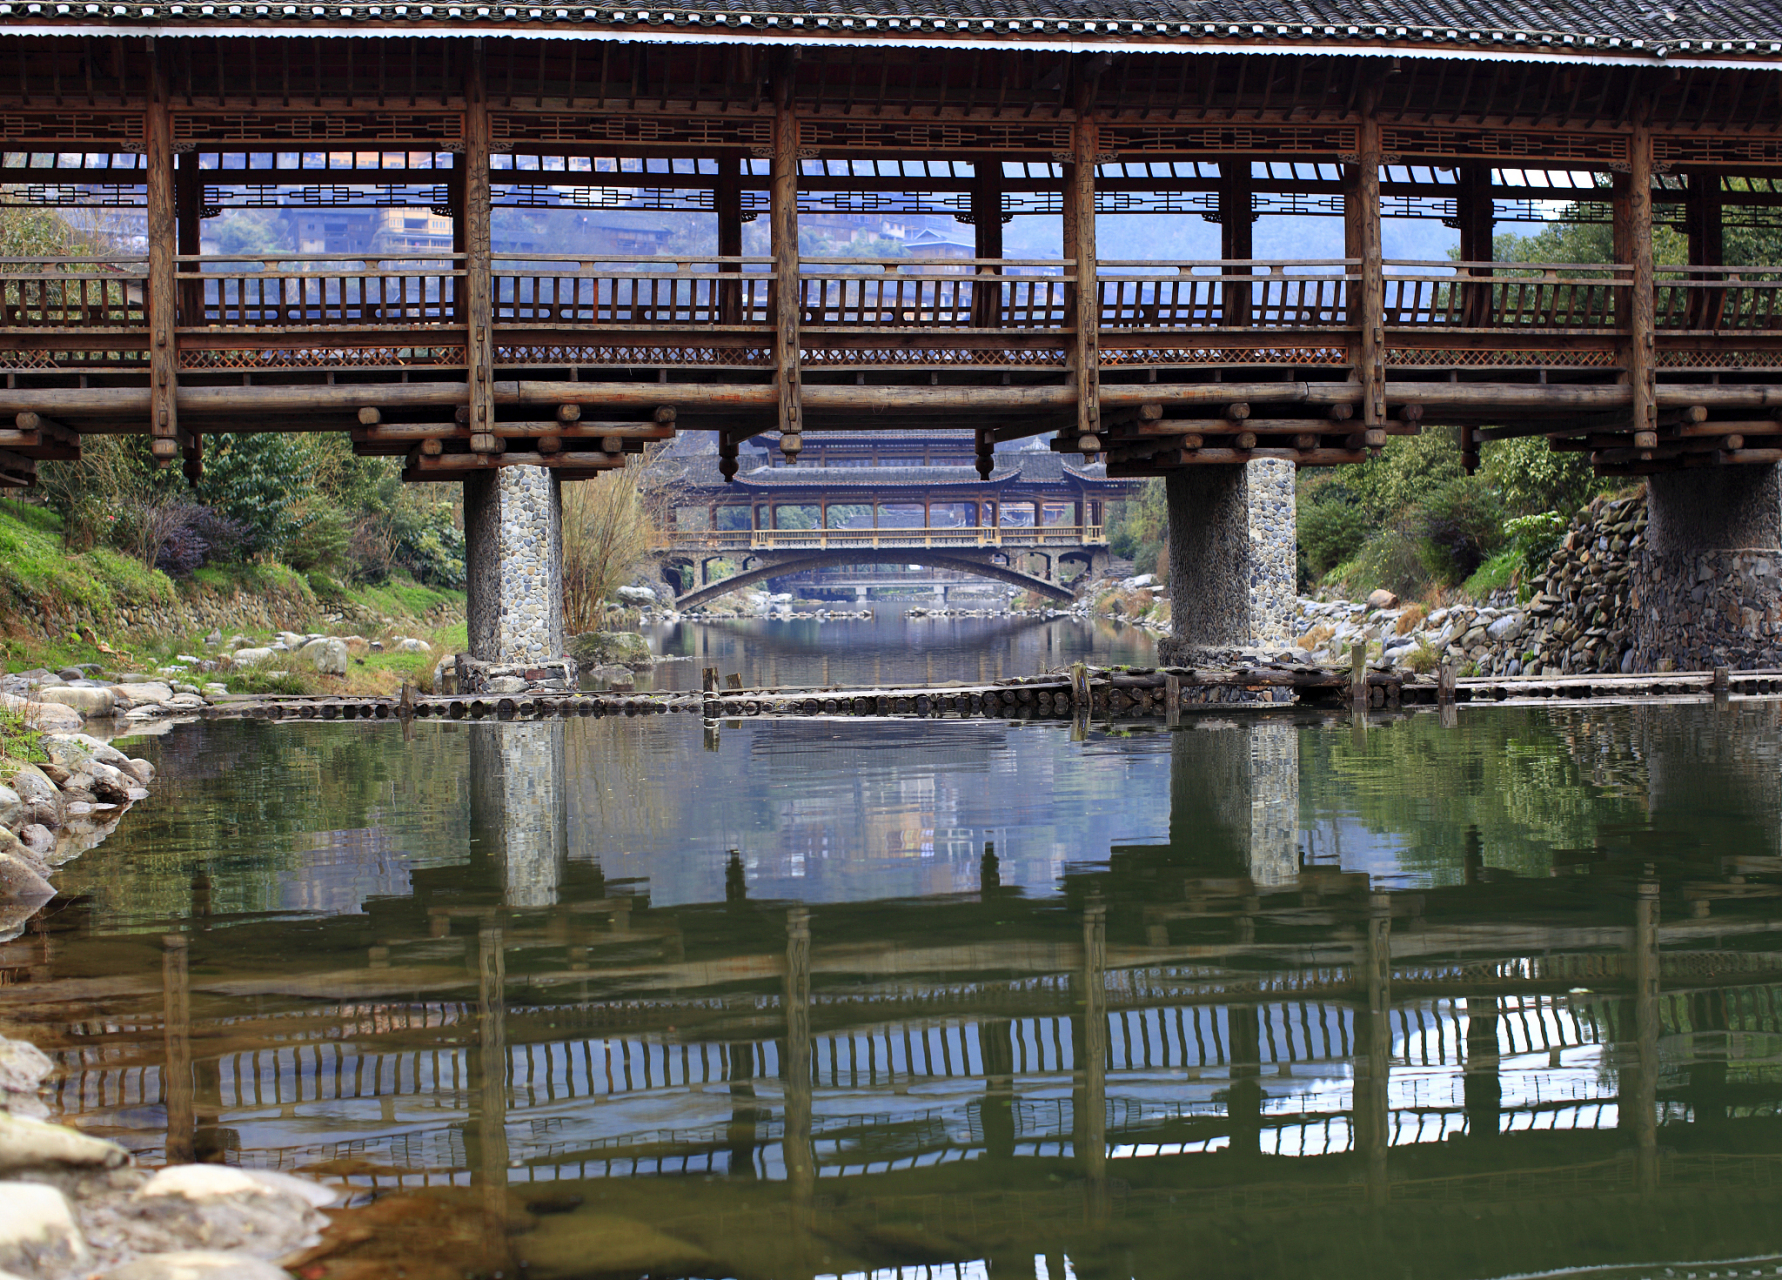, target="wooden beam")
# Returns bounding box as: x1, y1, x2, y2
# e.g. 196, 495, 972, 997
464, 46, 497, 455
1070, 85, 1100, 453
1348, 97, 1384, 431
146, 58, 178, 467
361, 422, 675, 442
772, 69, 802, 463
1628, 120, 1656, 438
